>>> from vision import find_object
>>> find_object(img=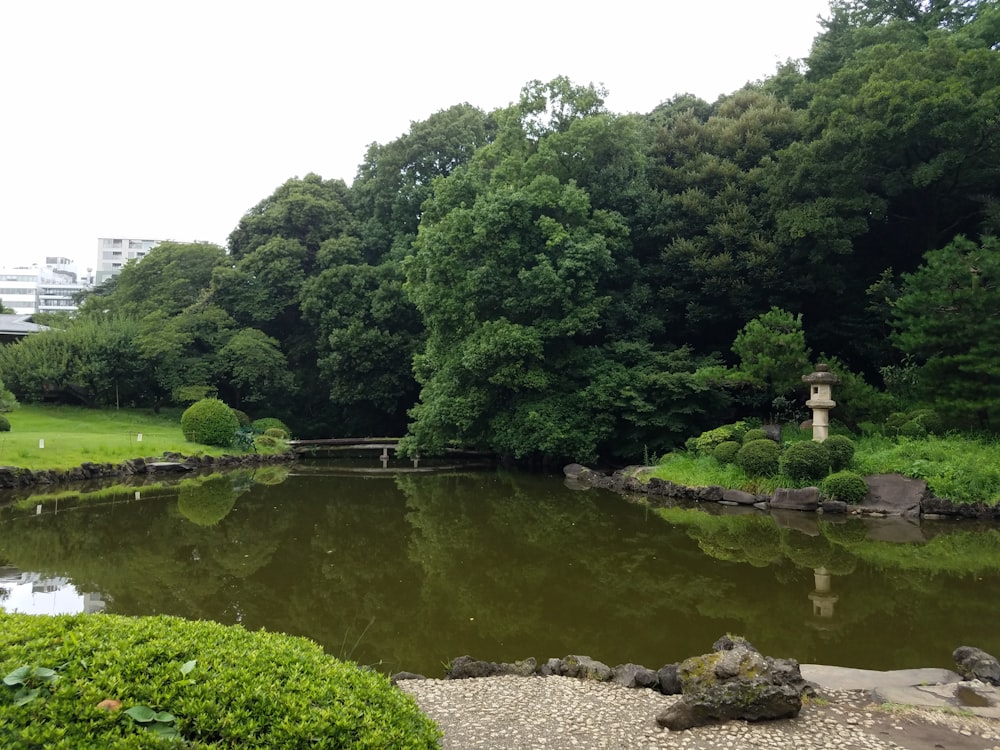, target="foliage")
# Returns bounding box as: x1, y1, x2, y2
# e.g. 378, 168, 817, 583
892, 235, 1000, 428
181, 399, 240, 448
736, 439, 781, 477
0, 414, 9, 432
251, 418, 291, 439
713, 440, 741, 465
692, 423, 750, 454
177, 475, 244, 526
742, 428, 768, 444
731, 307, 812, 406
823, 434, 856, 470
231, 408, 250, 427
781, 439, 831, 482
820, 471, 869, 504
0, 613, 441, 749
